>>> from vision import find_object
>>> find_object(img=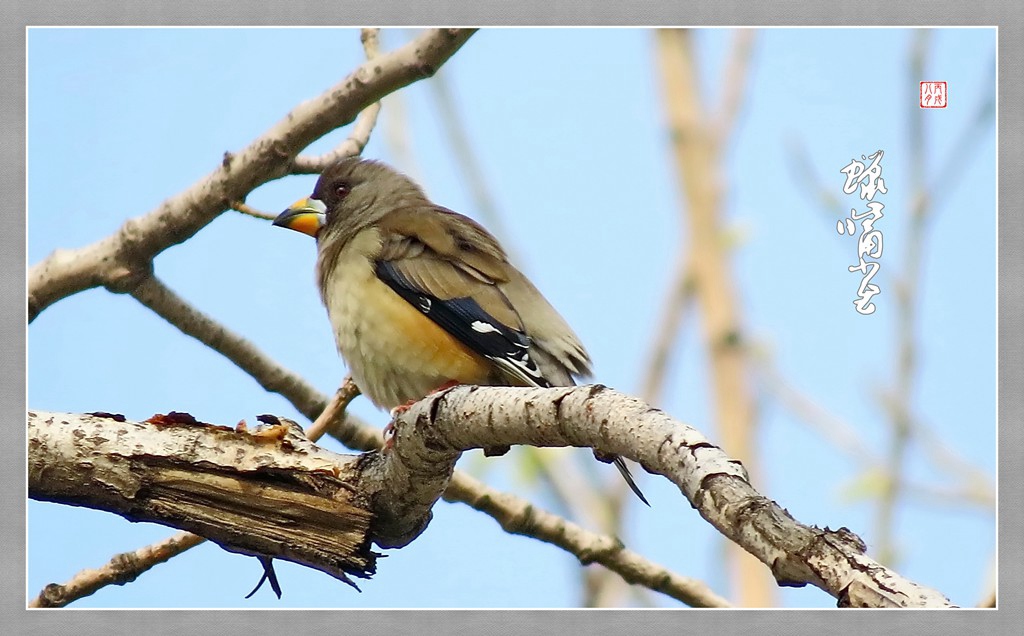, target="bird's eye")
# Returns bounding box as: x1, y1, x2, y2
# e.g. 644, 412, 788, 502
334, 182, 351, 199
